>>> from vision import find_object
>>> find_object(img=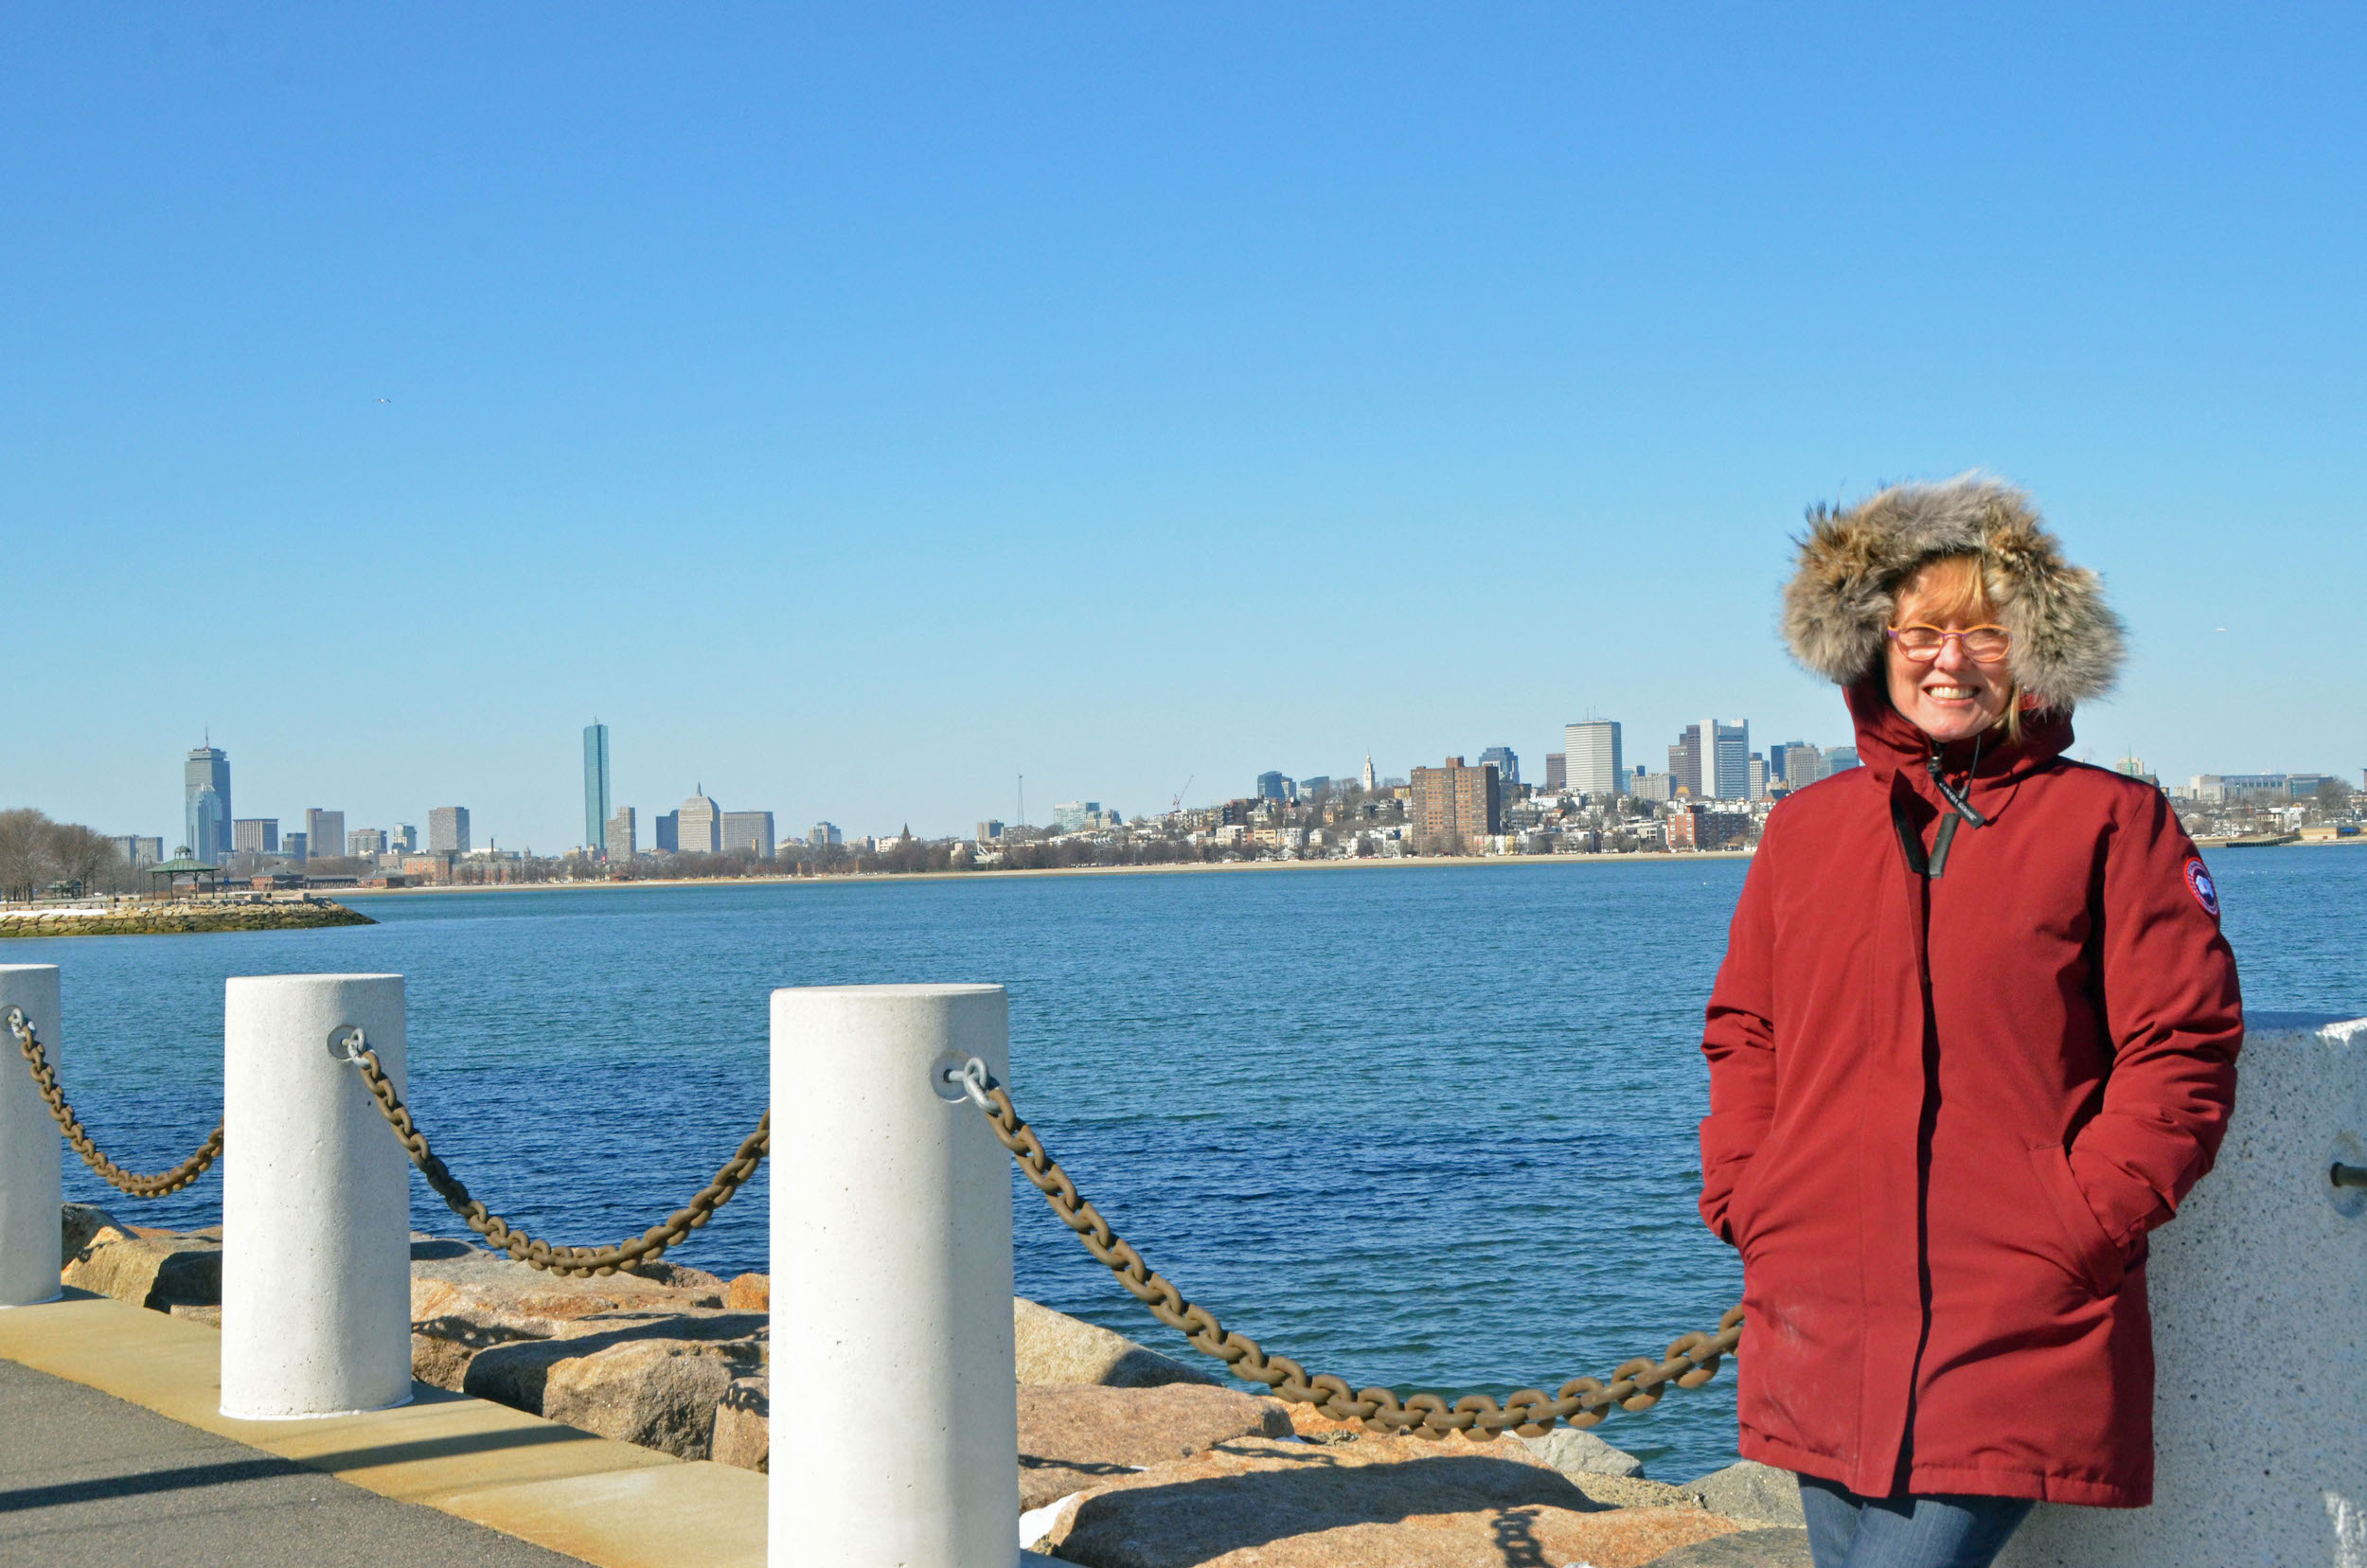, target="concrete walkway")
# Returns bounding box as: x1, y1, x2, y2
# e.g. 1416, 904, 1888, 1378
0, 1357, 592, 1566
0, 1292, 766, 1568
